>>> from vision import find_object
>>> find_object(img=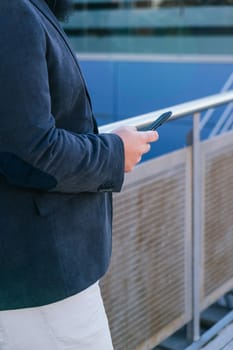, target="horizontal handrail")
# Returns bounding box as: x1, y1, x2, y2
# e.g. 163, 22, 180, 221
99, 90, 233, 133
